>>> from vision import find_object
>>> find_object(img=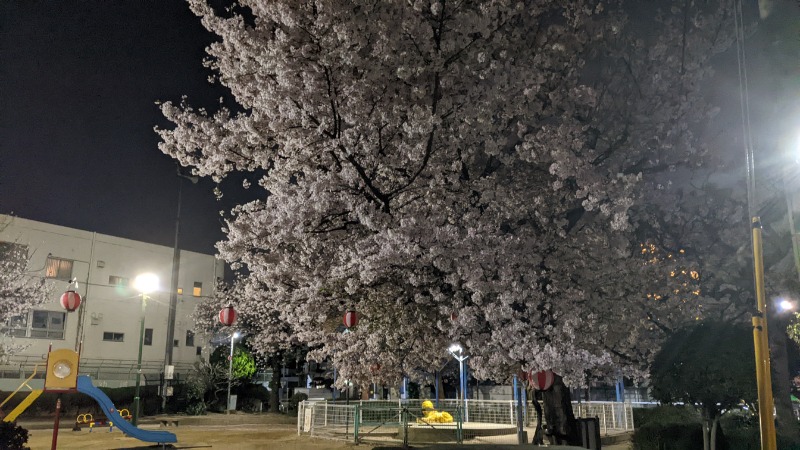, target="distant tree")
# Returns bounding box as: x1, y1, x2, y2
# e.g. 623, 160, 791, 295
650, 321, 757, 450
184, 359, 231, 413
210, 343, 257, 381
193, 279, 303, 412
0, 217, 50, 361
